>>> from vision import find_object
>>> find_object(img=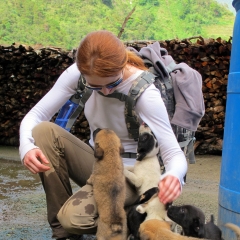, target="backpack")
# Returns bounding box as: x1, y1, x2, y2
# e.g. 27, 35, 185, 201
57, 41, 205, 164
